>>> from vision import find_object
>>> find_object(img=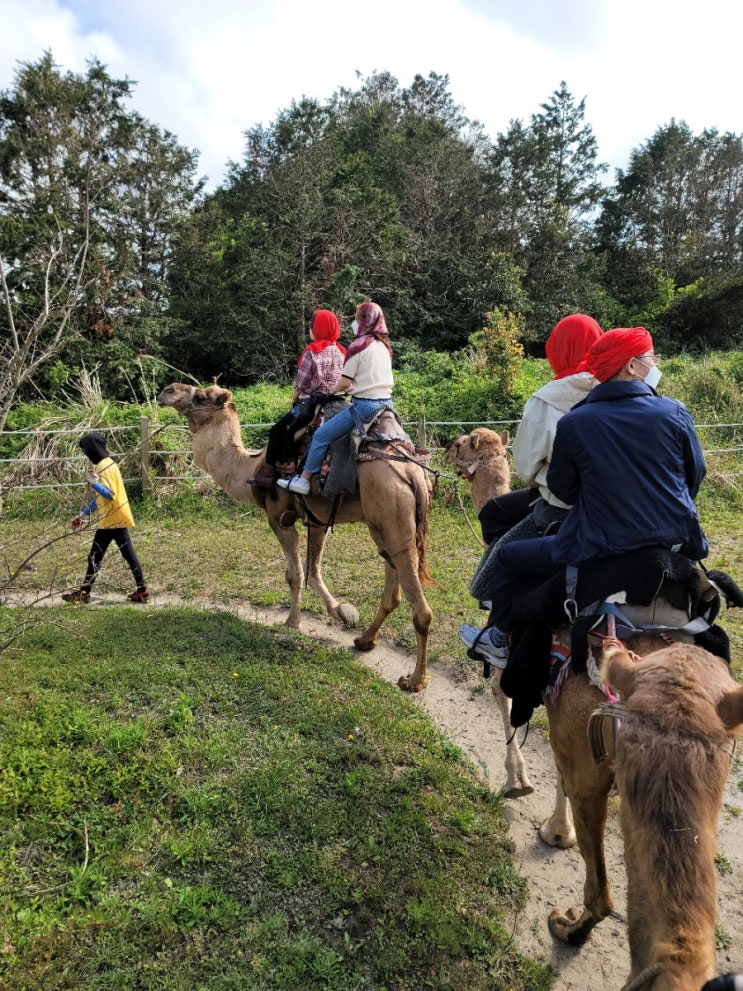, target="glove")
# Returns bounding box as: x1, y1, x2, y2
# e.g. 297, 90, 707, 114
71, 515, 86, 532
88, 470, 99, 484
